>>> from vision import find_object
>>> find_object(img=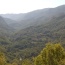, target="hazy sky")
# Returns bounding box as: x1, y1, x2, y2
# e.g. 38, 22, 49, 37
0, 0, 65, 14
